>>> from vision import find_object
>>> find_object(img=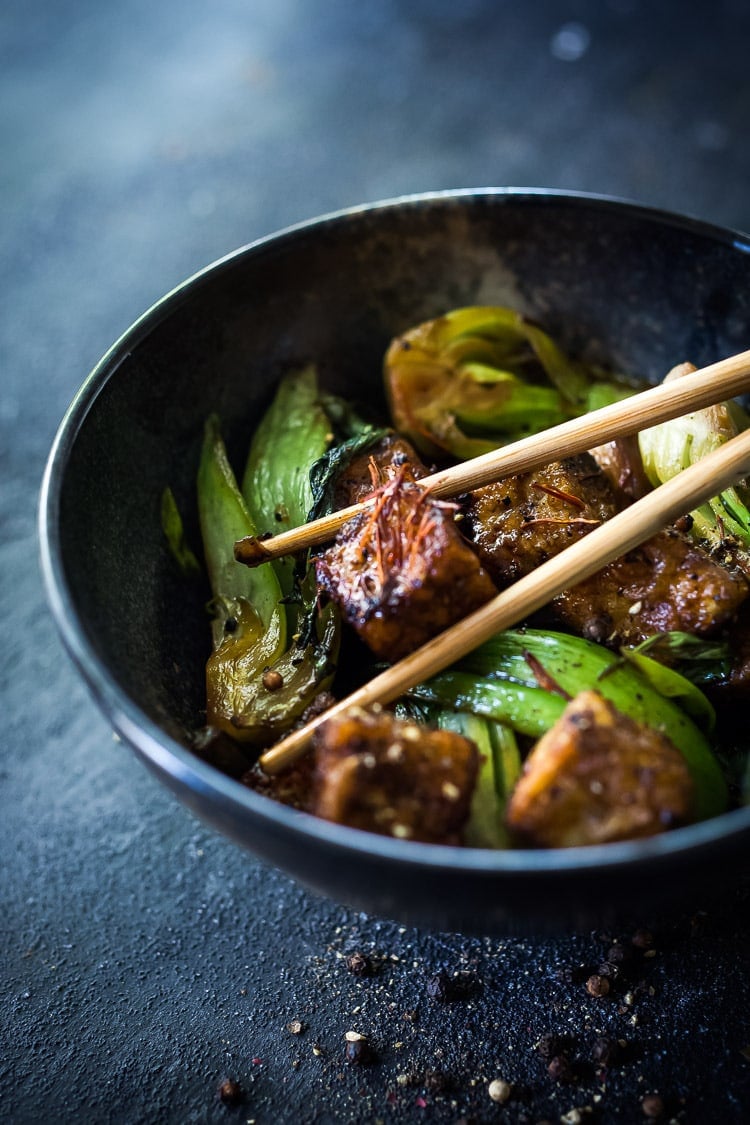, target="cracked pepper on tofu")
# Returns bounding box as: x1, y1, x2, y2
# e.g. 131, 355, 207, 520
505, 690, 694, 848
311, 706, 479, 843
330, 432, 429, 508
464, 453, 749, 646
315, 441, 497, 662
